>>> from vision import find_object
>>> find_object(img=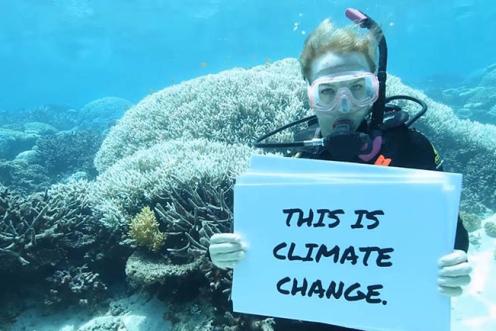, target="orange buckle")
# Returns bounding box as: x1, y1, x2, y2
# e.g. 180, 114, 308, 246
374, 154, 392, 166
